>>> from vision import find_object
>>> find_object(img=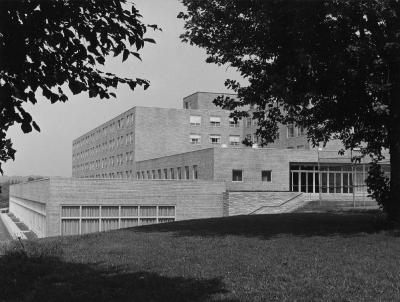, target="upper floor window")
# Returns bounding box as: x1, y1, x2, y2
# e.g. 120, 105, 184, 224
287, 124, 295, 138
164, 168, 168, 179
229, 135, 240, 146
190, 115, 201, 126
209, 134, 221, 144
246, 118, 252, 127
229, 118, 239, 127
210, 116, 221, 127
298, 127, 306, 136
190, 134, 201, 144
177, 167, 182, 179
